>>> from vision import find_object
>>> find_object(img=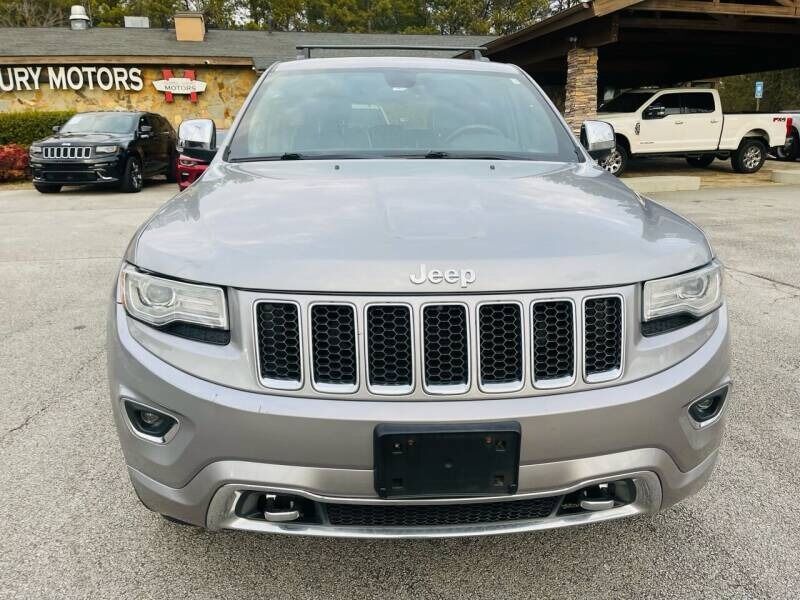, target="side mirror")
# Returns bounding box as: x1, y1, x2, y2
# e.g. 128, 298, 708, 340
643, 106, 666, 120
178, 118, 216, 151
580, 120, 615, 161
138, 124, 153, 139
52, 125, 60, 133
